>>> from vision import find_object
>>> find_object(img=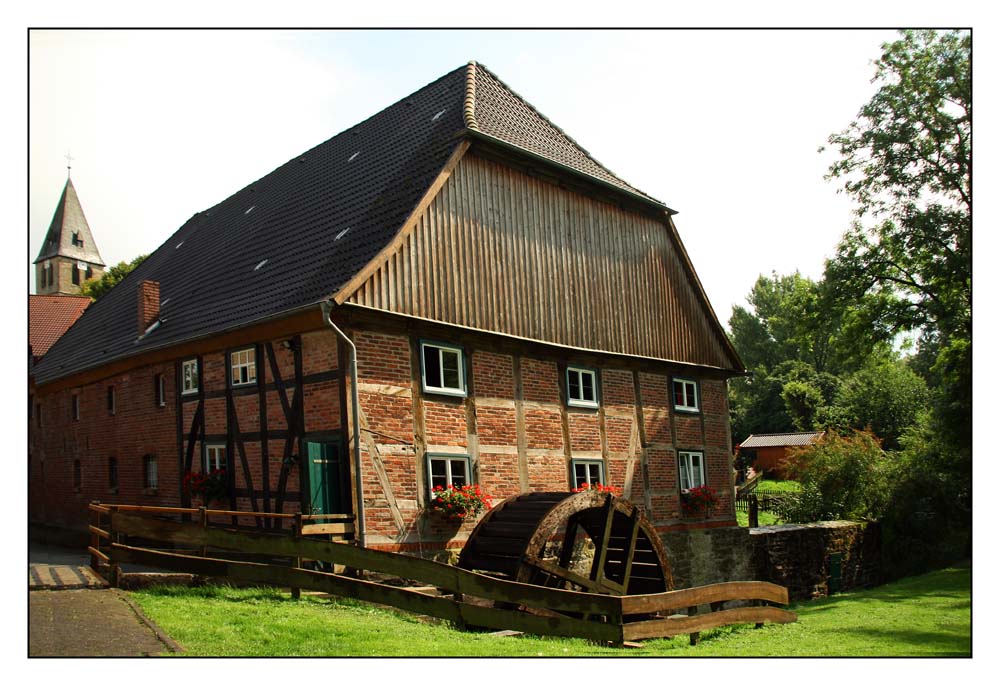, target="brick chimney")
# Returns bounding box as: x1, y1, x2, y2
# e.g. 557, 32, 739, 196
138, 280, 160, 335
